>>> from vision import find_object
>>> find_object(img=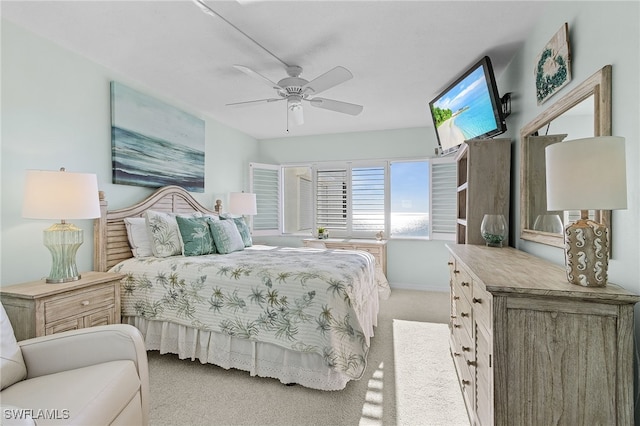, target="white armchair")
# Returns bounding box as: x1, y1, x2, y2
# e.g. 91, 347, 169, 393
1, 303, 149, 425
